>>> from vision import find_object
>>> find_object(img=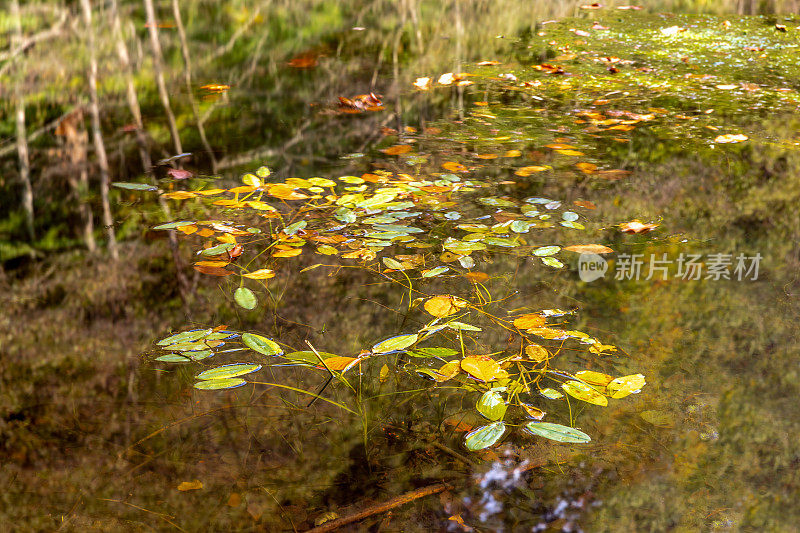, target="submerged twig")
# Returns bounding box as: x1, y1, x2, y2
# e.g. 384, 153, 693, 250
304, 482, 451, 533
